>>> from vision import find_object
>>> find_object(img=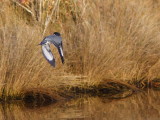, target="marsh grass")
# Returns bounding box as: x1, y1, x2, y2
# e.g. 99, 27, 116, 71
0, 0, 160, 100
